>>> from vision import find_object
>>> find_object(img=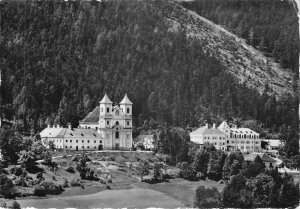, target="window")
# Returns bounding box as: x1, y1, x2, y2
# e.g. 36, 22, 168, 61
116, 131, 119, 139
70, 146, 72, 148
107, 121, 110, 125
87, 146, 89, 149
227, 140, 229, 143
100, 140, 102, 143
88, 140, 90, 143
231, 141, 234, 143
127, 121, 130, 126
127, 108, 130, 114
116, 110, 119, 115
127, 134, 130, 139
94, 140, 96, 143
255, 141, 259, 144
107, 107, 109, 113
101, 108, 103, 112
65, 146, 68, 148
76, 140, 78, 143
82, 146, 84, 148
66, 140, 68, 142
70, 140, 72, 143
204, 137, 206, 139
82, 140, 84, 143
94, 146, 96, 149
